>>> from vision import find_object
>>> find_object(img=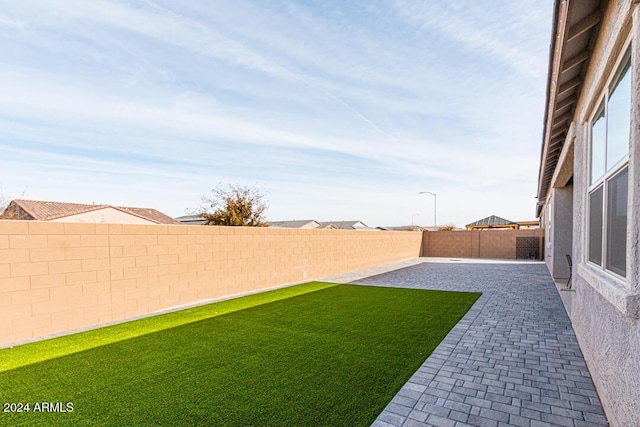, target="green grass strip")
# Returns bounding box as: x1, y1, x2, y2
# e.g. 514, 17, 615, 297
0, 281, 337, 372
0, 283, 480, 426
